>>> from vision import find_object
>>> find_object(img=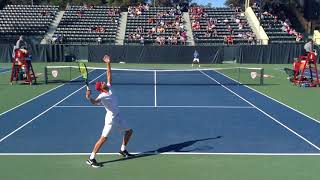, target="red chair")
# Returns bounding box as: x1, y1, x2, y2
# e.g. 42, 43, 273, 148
293, 52, 319, 87
10, 49, 34, 85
